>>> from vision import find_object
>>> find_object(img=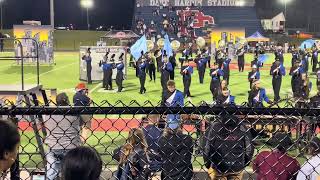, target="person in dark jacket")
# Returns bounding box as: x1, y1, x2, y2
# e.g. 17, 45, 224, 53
181, 60, 193, 98
160, 54, 173, 91
248, 80, 272, 108
290, 60, 304, 98
116, 53, 124, 92
196, 54, 208, 84
143, 114, 163, 172
158, 123, 193, 180
222, 58, 231, 85
203, 115, 254, 180
82, 50, 92, 84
